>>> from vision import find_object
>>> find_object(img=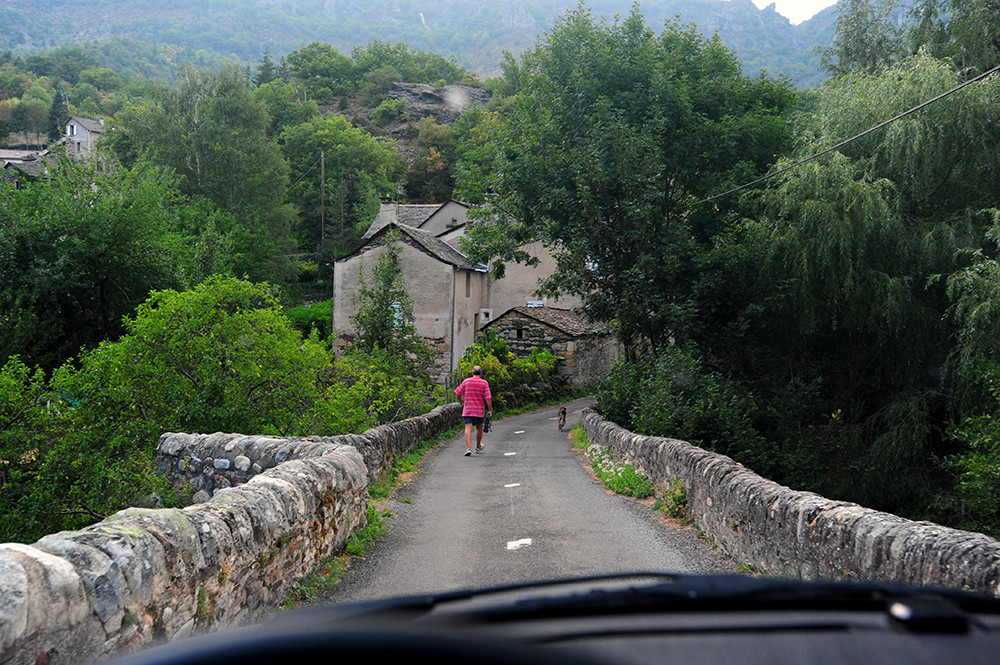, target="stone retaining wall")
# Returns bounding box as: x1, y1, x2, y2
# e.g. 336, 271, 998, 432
582, 409, 1000, 594
155, 403, 462, 498
0, 404, 462, 665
